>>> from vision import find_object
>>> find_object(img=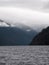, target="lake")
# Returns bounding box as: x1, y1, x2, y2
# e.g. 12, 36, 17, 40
0, 46, 49, 65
